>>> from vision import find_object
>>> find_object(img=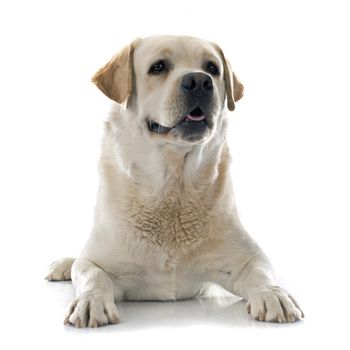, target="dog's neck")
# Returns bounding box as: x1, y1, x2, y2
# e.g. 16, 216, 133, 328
100, 105, 231, 200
